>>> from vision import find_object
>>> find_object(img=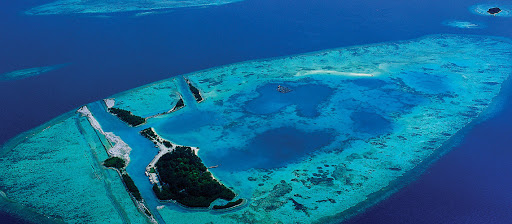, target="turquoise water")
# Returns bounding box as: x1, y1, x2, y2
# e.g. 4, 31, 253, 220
442, 20, 485, 29
1, 34, 512, 223
0, 113, 148, 223
86, 101, 165, 223
111, 79, 181, 118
